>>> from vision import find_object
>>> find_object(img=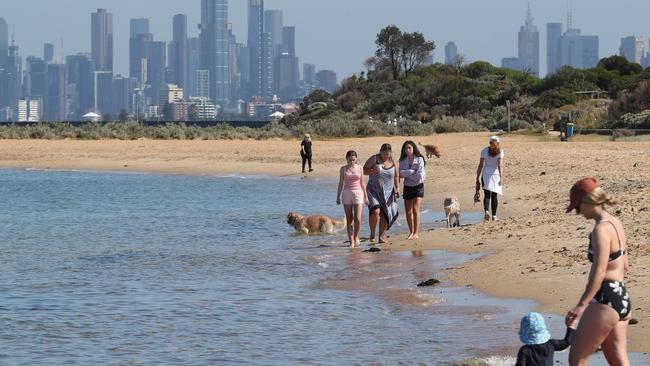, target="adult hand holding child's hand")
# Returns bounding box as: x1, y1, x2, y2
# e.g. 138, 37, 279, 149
565, 304, 586, 326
